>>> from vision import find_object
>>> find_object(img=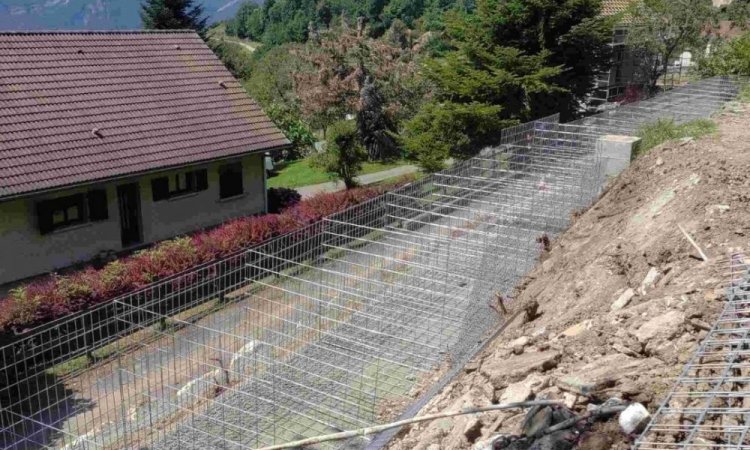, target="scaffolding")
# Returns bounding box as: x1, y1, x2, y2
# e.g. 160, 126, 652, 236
0, 76, 743, 450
